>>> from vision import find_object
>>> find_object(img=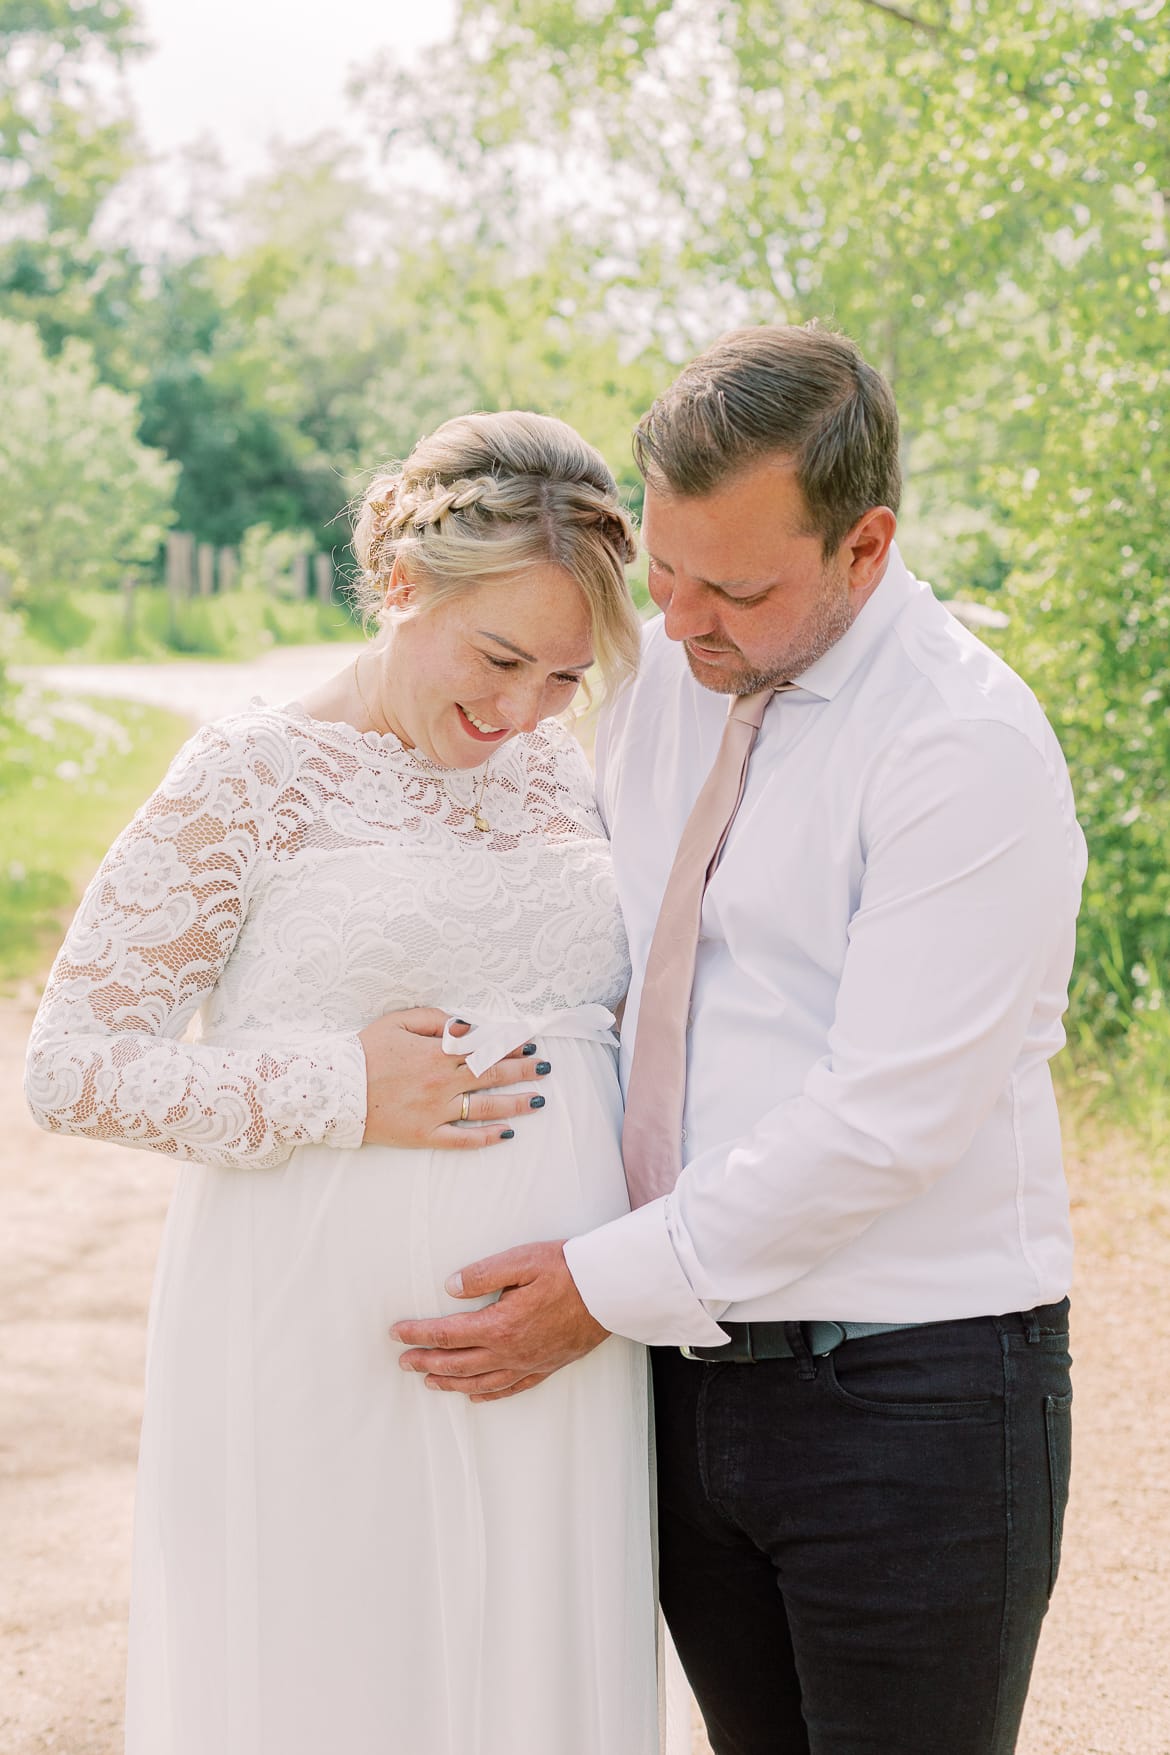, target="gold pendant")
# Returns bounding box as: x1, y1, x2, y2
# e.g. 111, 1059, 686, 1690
474, 813, 491, 833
